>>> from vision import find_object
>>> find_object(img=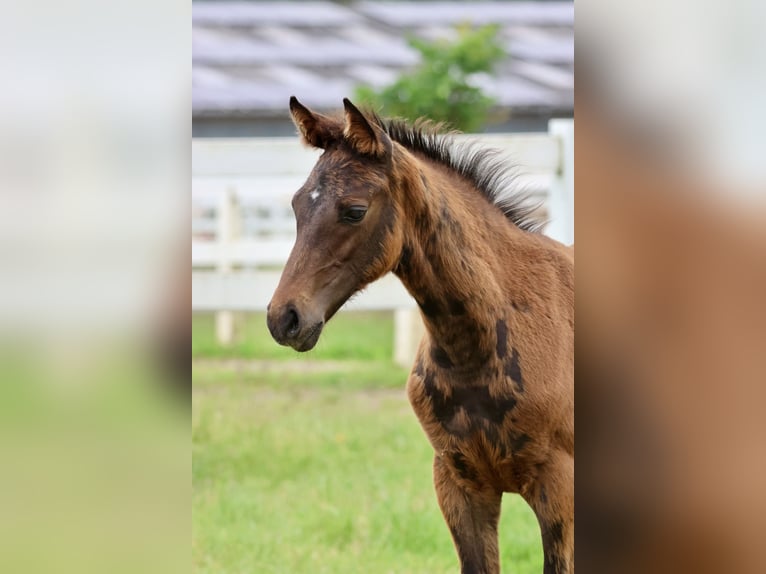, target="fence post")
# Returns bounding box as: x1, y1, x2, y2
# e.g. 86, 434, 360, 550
215, 188, 240, 345
394, 309, 425, 369
547, 119, 574, 245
